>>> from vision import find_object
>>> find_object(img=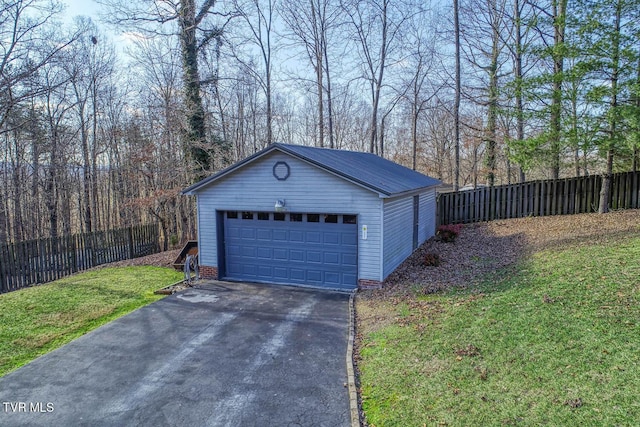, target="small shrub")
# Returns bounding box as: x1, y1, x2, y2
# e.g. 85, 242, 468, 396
424, 253, 440, 266
437, 224, 463, 242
